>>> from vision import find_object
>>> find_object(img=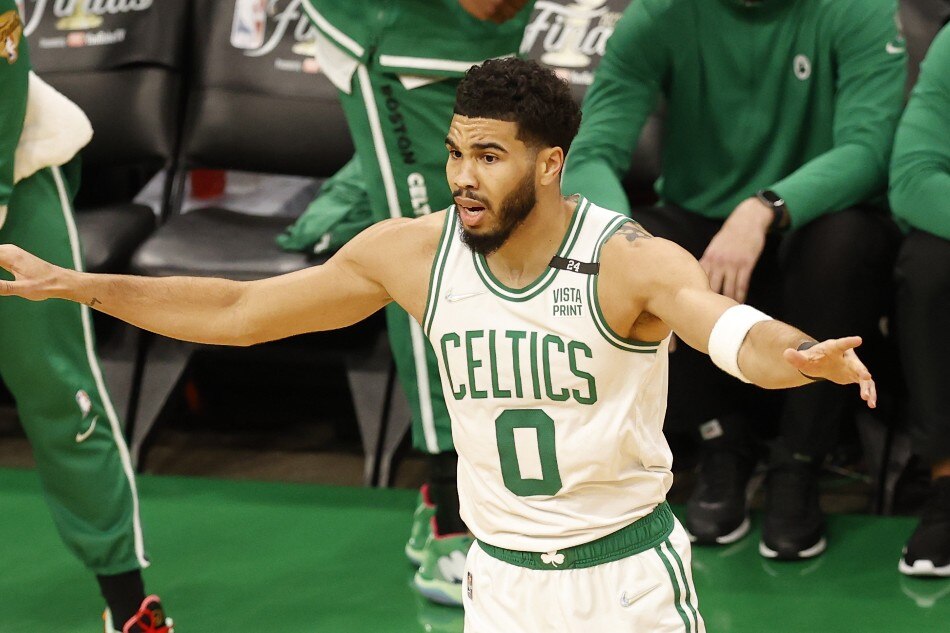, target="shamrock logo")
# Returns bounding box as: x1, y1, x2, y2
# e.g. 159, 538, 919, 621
541, 551, 565, 567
